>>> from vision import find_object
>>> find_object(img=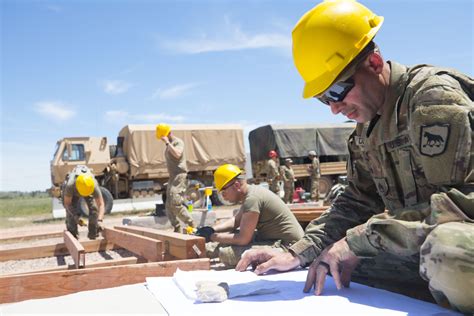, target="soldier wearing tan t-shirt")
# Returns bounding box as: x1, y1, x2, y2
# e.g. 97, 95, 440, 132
156, 124, 194, 232
196, 164, 304, 267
